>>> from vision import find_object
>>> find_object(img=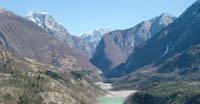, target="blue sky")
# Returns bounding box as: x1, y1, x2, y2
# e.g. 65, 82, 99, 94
0, 0, 196, 35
